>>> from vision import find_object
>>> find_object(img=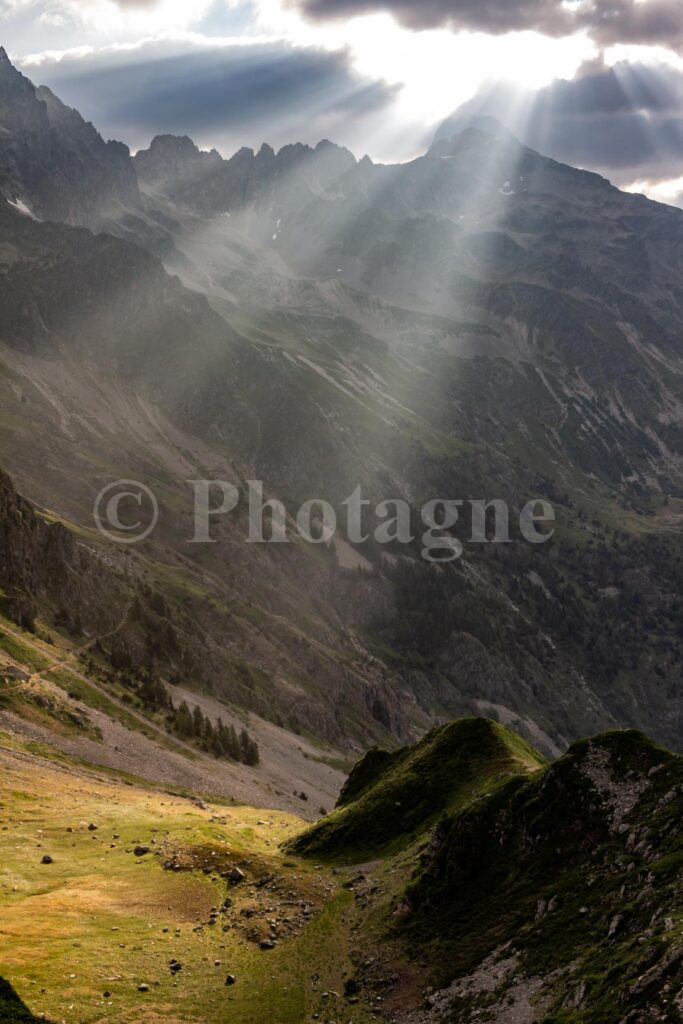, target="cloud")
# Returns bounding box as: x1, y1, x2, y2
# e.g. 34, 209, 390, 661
435, 60, 683, 187
18, 37, 398, 154
290, 0, 683, 50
